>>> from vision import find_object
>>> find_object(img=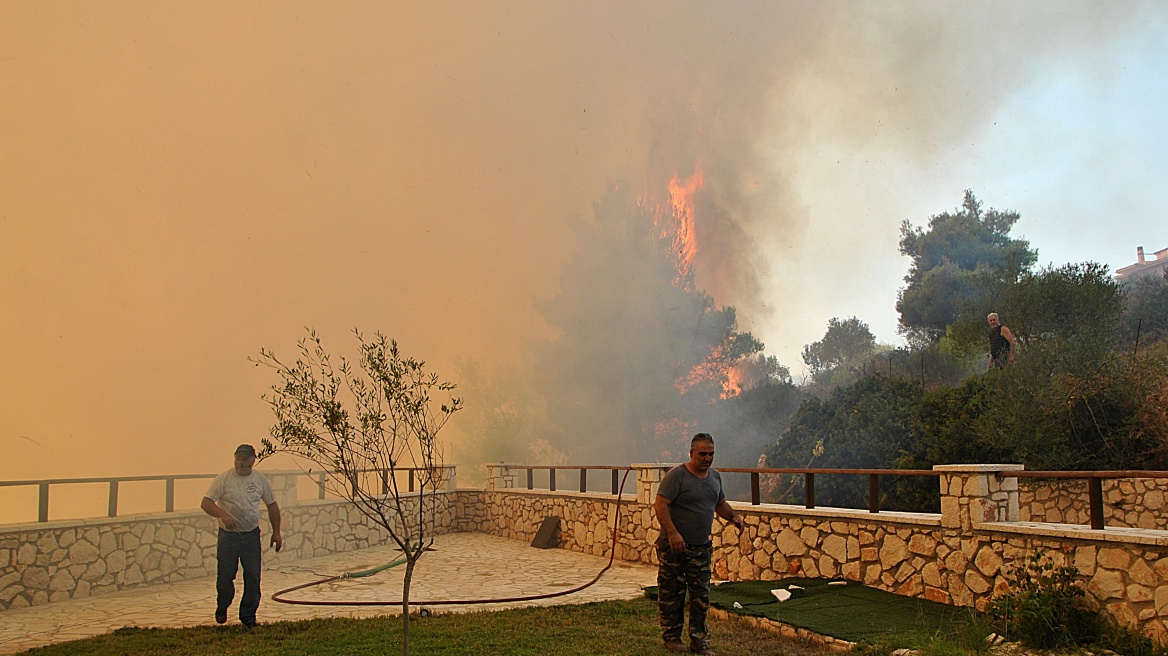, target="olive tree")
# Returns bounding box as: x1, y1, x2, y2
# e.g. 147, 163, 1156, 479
253, 328, 461, 656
